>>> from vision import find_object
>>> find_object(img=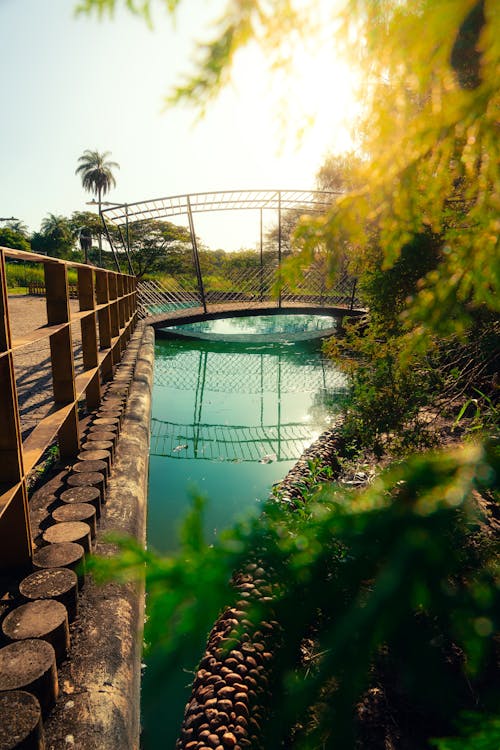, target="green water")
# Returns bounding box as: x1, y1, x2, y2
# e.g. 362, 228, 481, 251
143, 316, 347, 747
